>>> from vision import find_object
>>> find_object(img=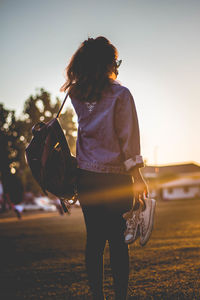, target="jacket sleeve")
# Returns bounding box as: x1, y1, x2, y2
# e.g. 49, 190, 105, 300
115, 88, 144, 171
